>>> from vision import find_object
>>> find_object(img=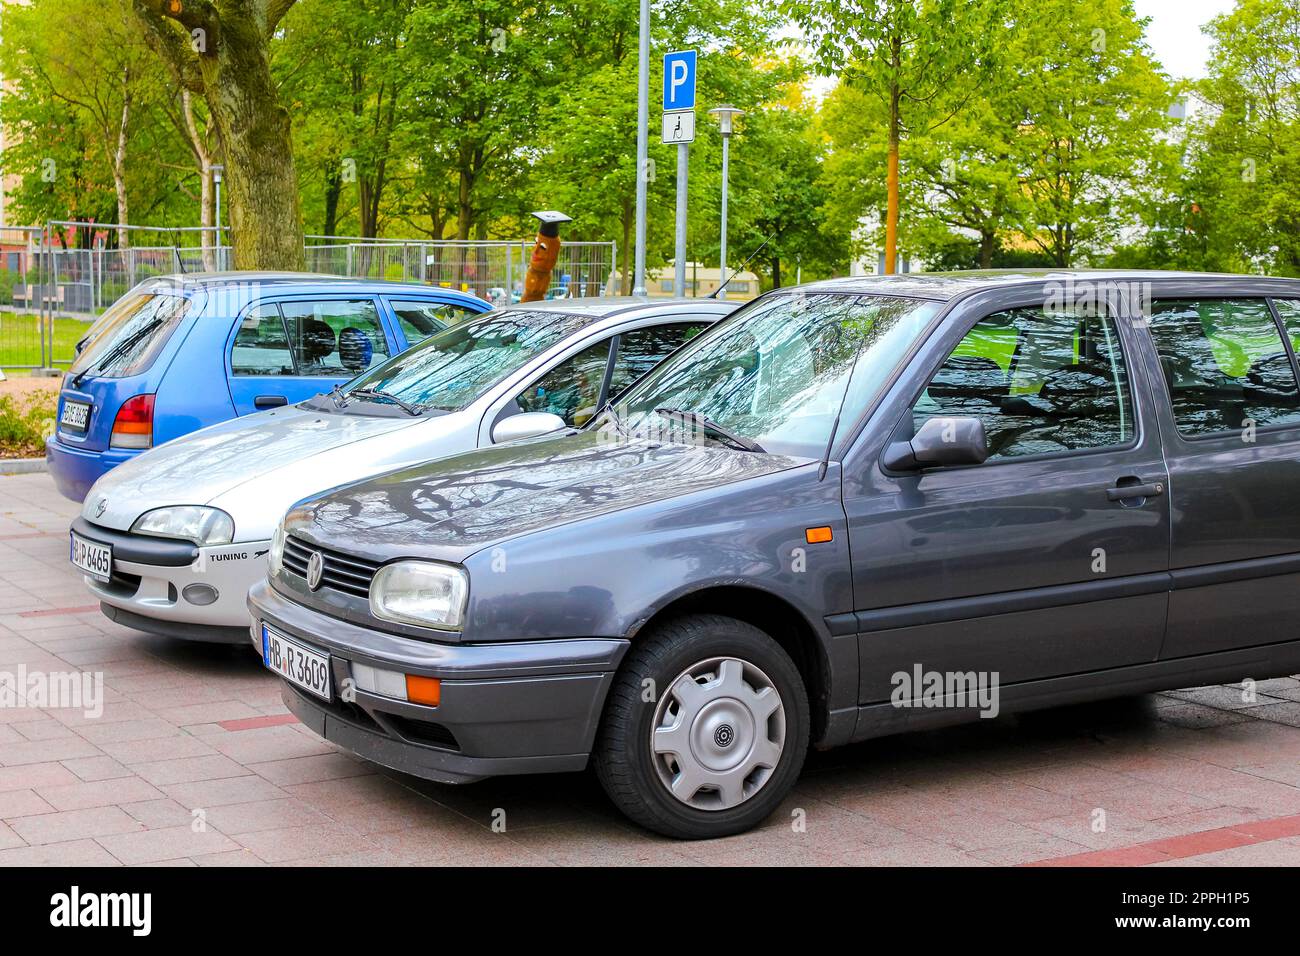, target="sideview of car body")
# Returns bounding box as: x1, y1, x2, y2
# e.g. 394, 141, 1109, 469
47, 273, 489, 502
249, 270, 1300, 838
